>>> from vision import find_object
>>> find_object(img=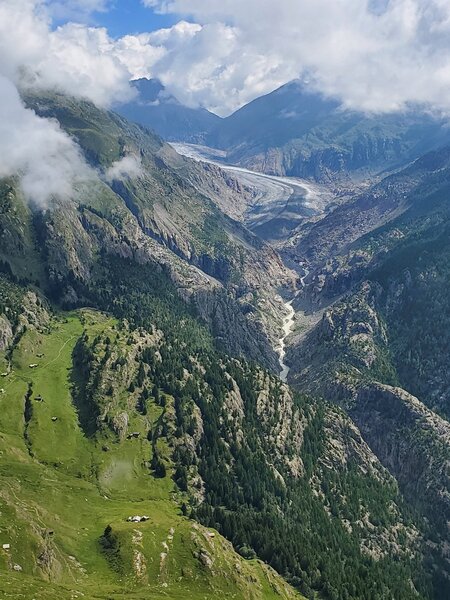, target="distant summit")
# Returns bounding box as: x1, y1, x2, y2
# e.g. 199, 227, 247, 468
206, 80, 450, 180
208, 80, 342, 151
115, 78, 221, 142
